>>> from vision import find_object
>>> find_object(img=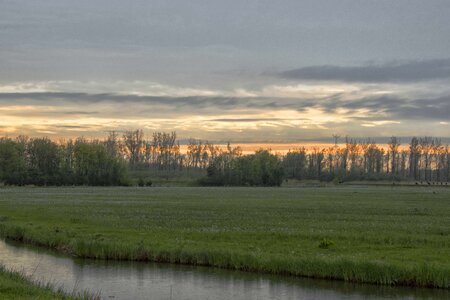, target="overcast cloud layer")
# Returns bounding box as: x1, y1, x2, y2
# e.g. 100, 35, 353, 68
1, 0, 450, 141
279, 59, 450, 83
